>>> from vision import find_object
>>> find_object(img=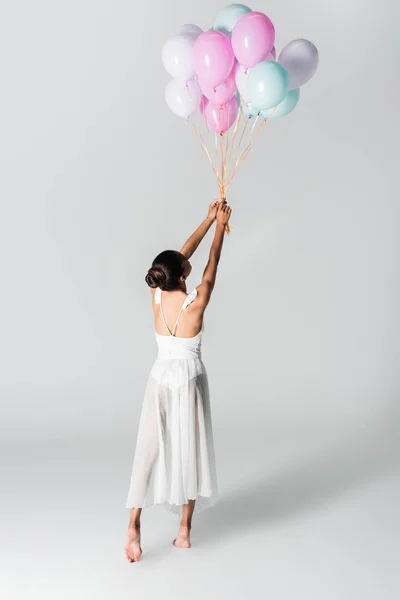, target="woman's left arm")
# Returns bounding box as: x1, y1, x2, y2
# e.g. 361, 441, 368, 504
180, 200, 222, 259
